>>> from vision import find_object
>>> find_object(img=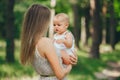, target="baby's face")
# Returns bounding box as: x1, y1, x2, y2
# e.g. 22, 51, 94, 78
53, 17, 68, 34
